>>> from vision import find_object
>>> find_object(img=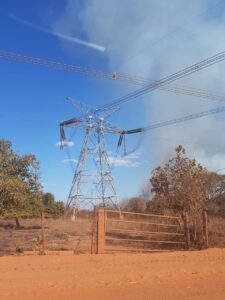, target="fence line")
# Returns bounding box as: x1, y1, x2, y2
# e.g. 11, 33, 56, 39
91, 208, 209, 254
106, 209, 180, 219
106, 237, 186, 245
107, 219, 180, 227
107, 228, 184, 236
